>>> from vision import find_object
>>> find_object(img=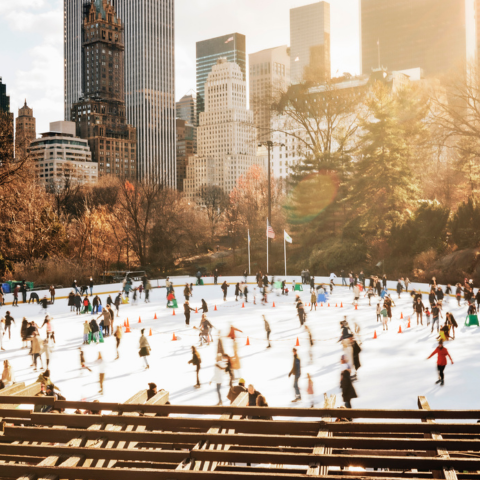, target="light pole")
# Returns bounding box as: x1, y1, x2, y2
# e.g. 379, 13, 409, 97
258, 140, 285, 272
